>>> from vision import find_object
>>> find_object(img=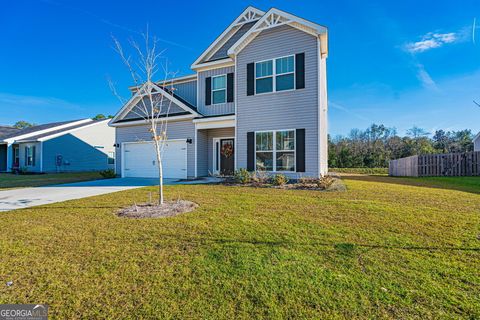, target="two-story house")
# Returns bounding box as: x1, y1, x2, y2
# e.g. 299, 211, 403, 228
109, 6, 328, 179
